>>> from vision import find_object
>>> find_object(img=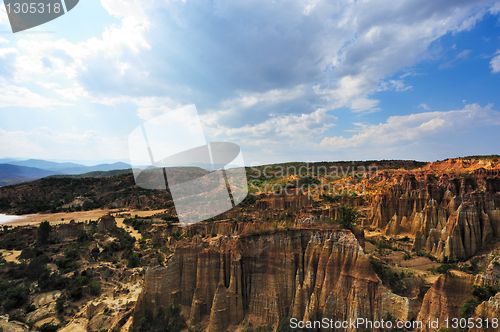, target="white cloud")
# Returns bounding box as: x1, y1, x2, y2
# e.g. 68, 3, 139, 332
320, 103, 500, 150
419, 103, 430, 110
456, 49, 472, 59
0, 84, 71, 109
0, 127, 128, 161
36, 82, 61, 89
221, 108, 334, 139
491, 50, 500, 73
489, 2, 500, 14
0, 6, 8, 26
440, 49, 472, 69
54, 83, 90, 101
5, 0, 150, 85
